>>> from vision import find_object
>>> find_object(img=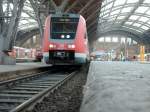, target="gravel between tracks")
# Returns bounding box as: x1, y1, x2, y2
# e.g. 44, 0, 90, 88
30, 66, 88, 112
